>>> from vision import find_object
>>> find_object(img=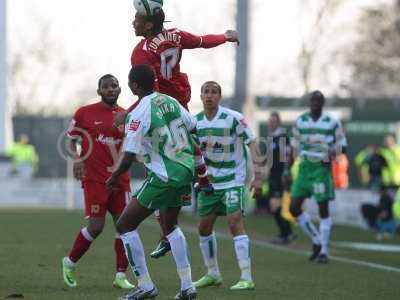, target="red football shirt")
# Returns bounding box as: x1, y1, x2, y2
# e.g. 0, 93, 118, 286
67, 101, 130, 188
131, 28, 226, 107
